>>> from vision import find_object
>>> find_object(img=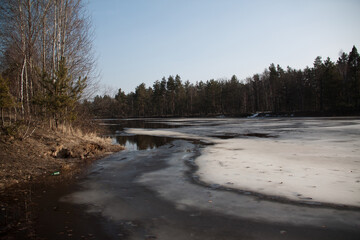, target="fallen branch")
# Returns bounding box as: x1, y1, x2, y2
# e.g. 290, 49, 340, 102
21, 124, 30, 140
23, 127, 36, 140
21, 120, 36, 140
